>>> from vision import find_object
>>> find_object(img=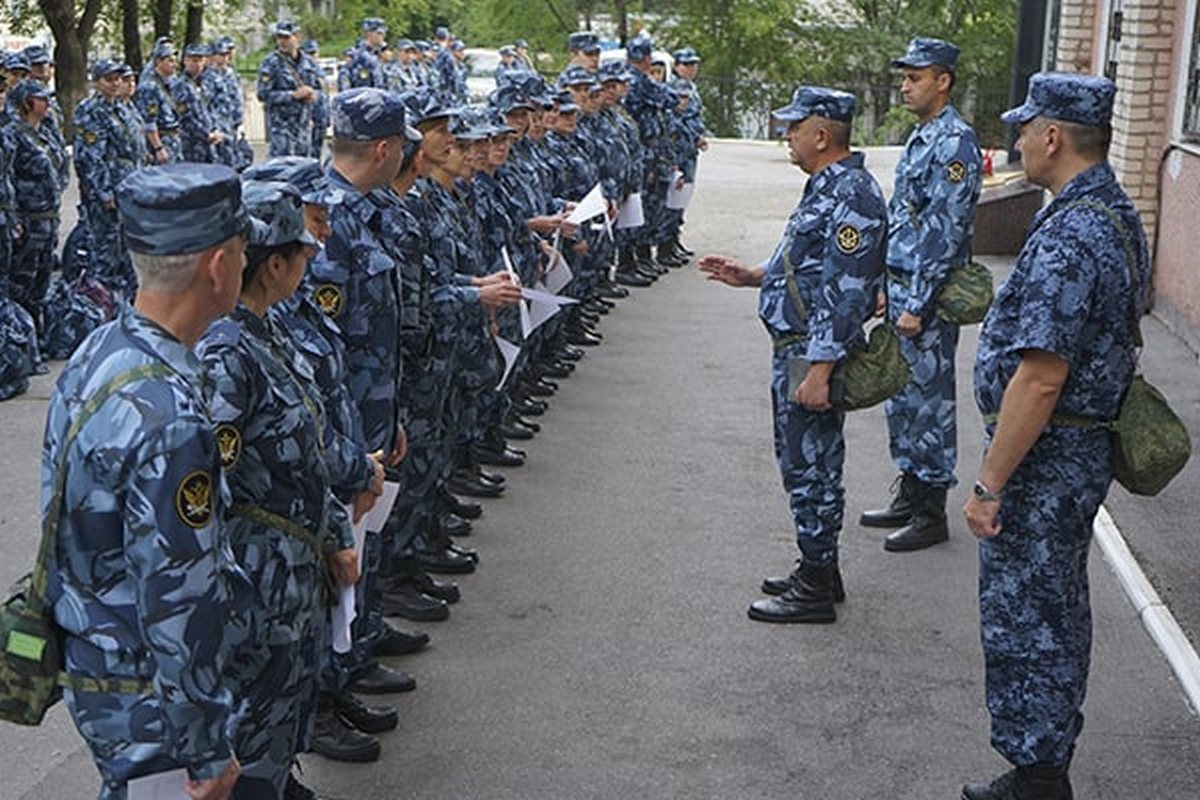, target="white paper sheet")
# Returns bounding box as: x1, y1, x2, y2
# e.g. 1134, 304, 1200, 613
494, 335, 522, 390
543, 252, 573, 295
616, 193, 644, 228
666, 178, 695, 210
333, 481, 400, 654
521, 286, 579, 306
501, 246, 533, 338
565, 183, 607, 224
128, 768, 189, 800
